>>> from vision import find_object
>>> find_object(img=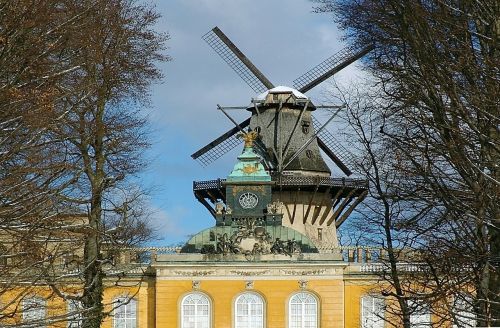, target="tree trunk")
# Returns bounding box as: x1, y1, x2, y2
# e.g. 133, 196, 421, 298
82, 98, 106, 328
81, 201, 104, 328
